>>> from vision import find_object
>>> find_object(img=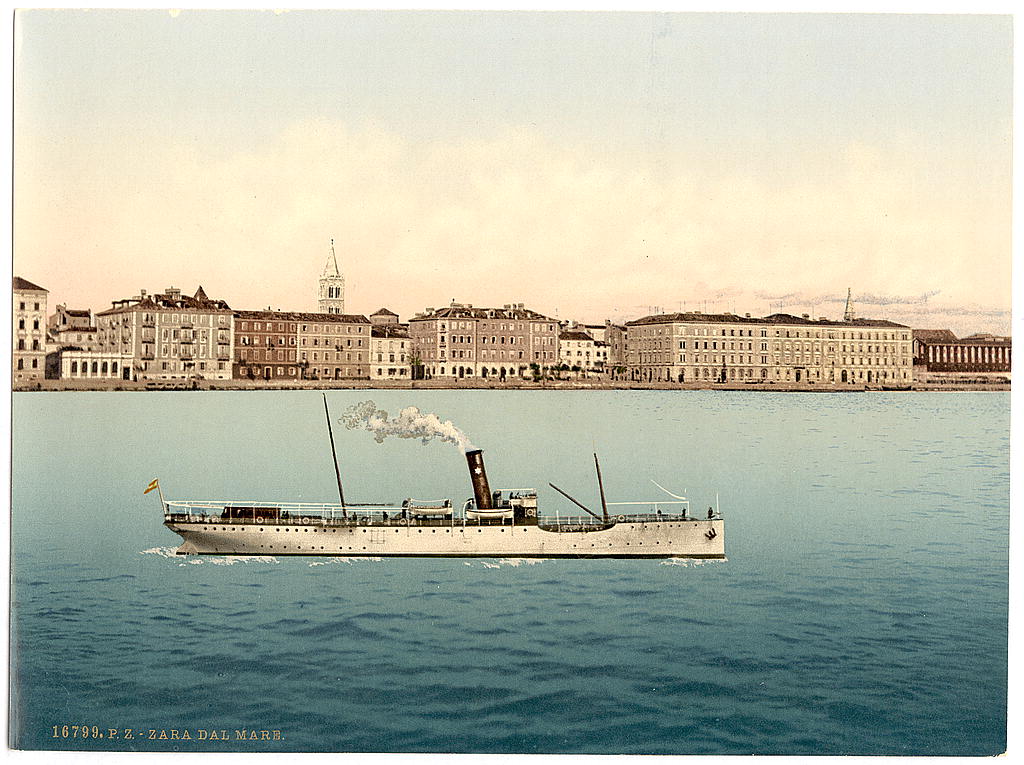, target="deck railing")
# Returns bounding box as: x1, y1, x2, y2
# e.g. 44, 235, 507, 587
163, 500, 718, 529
